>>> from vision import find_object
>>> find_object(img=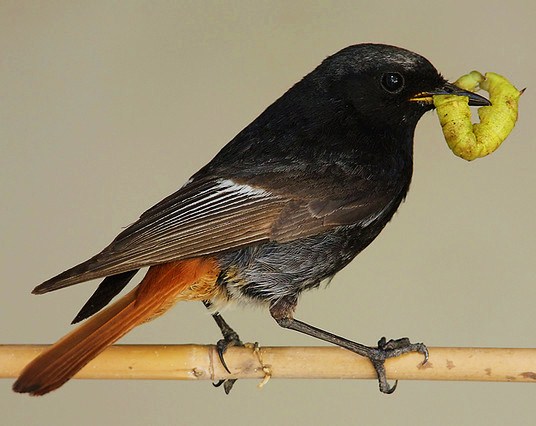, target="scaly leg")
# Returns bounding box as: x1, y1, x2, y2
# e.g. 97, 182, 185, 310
270, 297, 428, 394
